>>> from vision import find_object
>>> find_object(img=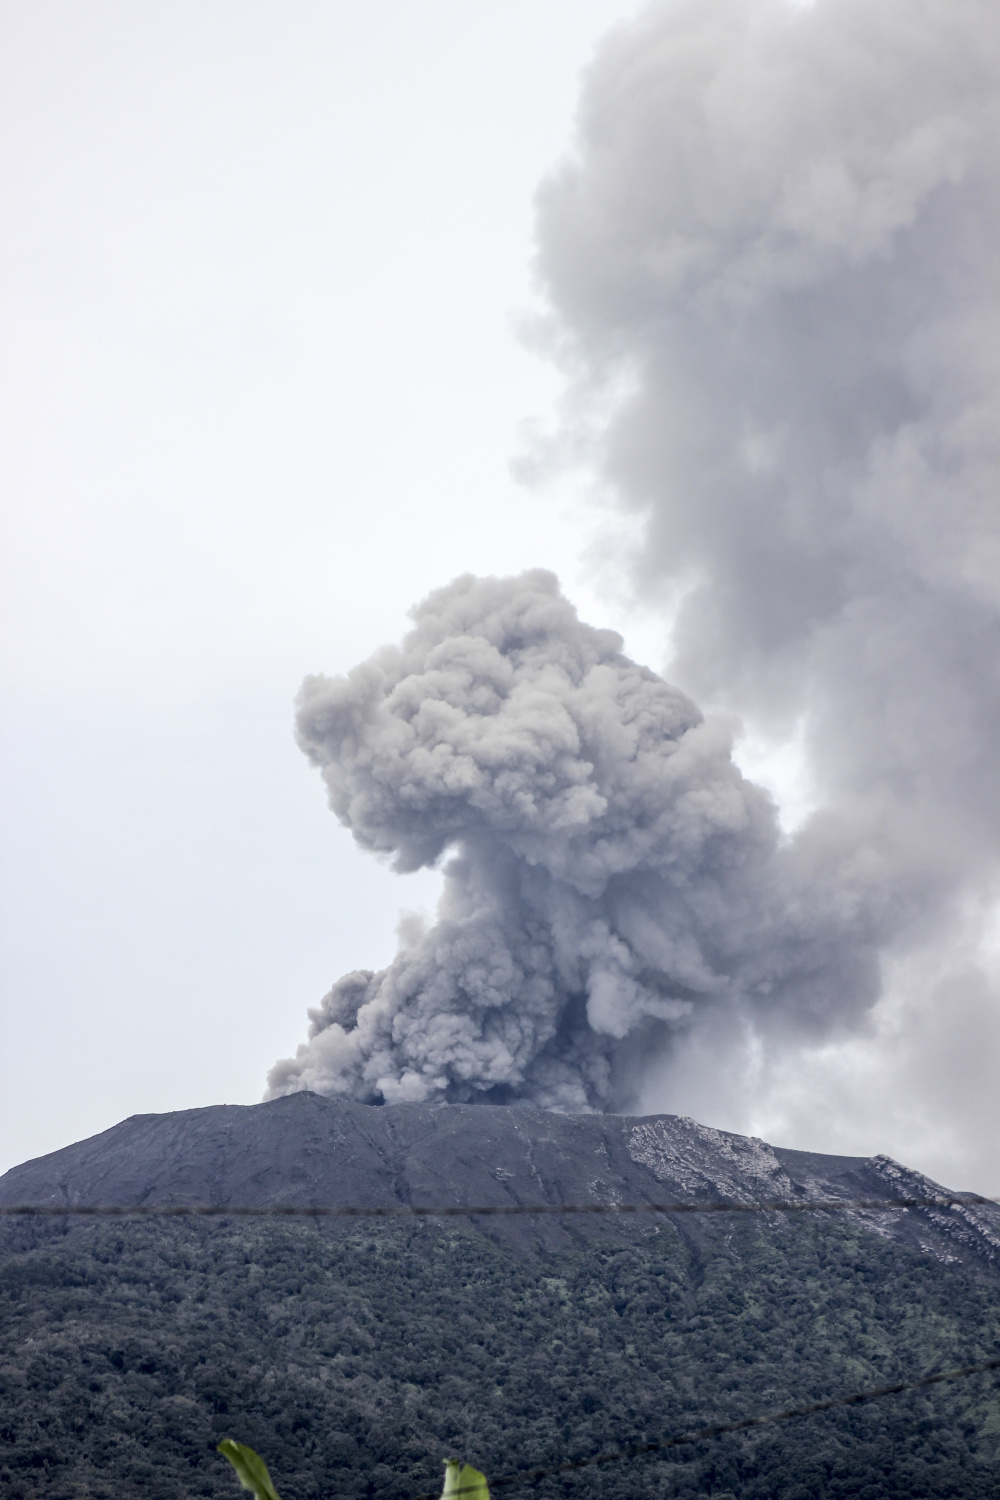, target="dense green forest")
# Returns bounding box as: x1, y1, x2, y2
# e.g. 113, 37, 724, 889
1, 1211, 998, 1499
